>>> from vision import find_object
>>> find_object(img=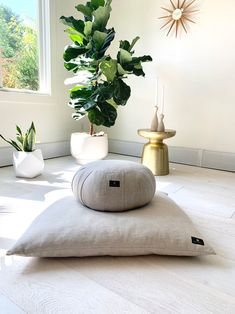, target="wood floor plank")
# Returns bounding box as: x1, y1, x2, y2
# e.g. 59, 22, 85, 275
189, 213, 235, 236
0, 293, 25, 314
0, 257, 149, 314
192, 226, 235, 261
61, 256, 235, 314
169, 187, 235, 218
141, 255, 235, 299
